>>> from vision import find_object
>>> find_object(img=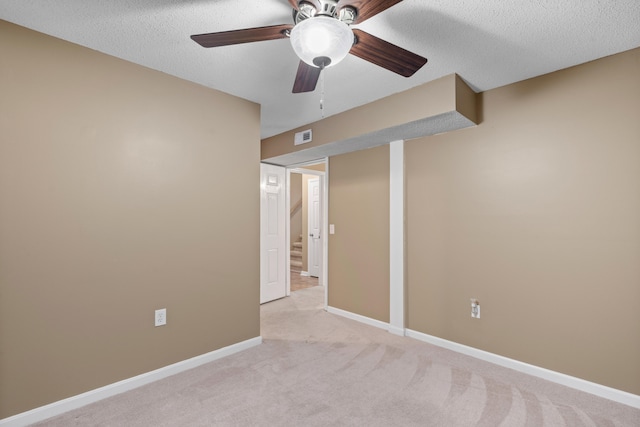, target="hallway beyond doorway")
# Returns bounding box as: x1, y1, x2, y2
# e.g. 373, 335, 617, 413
290, 271, 318, 292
